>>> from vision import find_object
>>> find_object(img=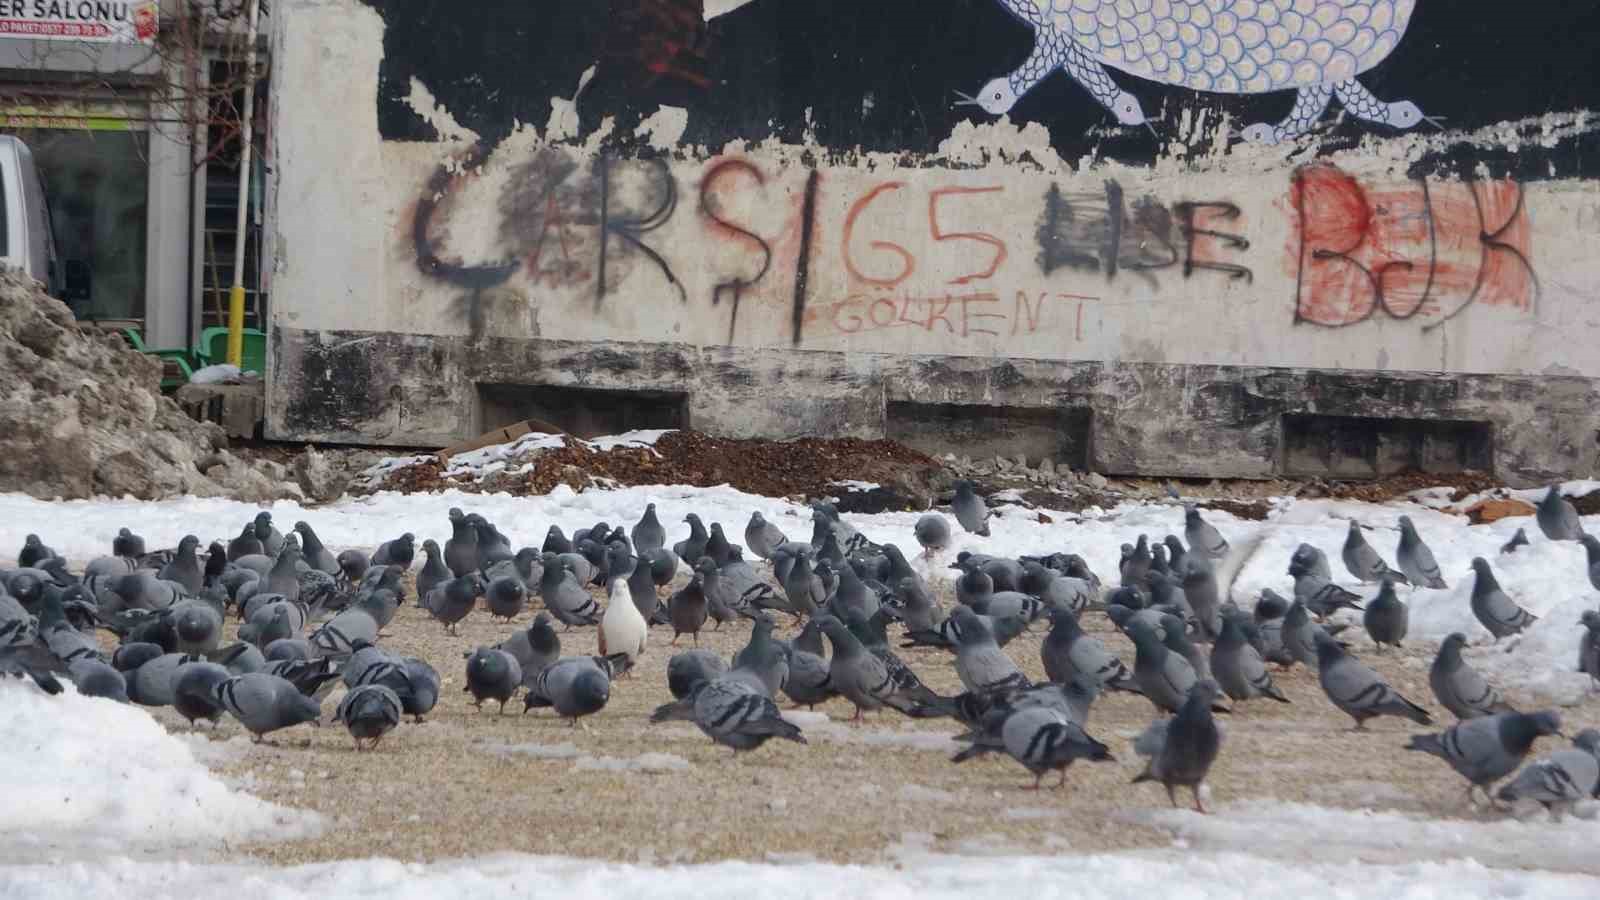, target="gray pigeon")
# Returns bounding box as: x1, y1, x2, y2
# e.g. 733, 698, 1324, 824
157, 536, 205, 595
336, 550, 370, 586
1288, 543, 1334, 583
1127, 621, 1200, 714
308, 606, 380, 659
264, 537, 304, 605
951, 480, 991, 537
539, 554, 601, 629
1468, 558, 1536, 639
335, 683, 403, 750
1581, 536, 1600, 593
113, 528, 146, 560
213, 672, 322, 741
652, 674, 806, 752
1496, 729, 1600, 818
68, 658, 129, 703
498, 612, 562, 688
733, 613, 791, 698
16, 534, 55, 569
673, 513, 710, 564
227, 523, 263, 562
1184, 506, 1229, 560
892, 576, 944, 633
950, 607, 1029, 695
444, 508, 480, 577
667, 648, 728, 700
1395, 516, 1448, 589
1041, 608, 1134, 692
1211, 616, 1288, 704
632, 503, 667, 554
126, 652, 202, 706
1159, 612, 1213, 683
1536, 486, 1584, 541
781, 619, 836, 710
1407, 710, 1565, 805
172, 662, 232, 726
252, 512, 285, 556
524, 655, 625, 725
1291, 567, 1365, 619
1253, 590, 1293, 665
952, 705, 1114, 789
464, 647, 522, 713
1361, 579, 1409, 650
1281, 600, 1327, 669
1314, 631, 1431, 730
293, 522, 340, 576
816, 615, 919, 720
743, 512, 788, 561
415, 539, 451, 607
782, 553, 826, 618
1580, 610, 1600, 689
1179, 556, 1222, 641
914, 513, 952, 556
485, 575, 527, 622
1430, 632, 1516, 721
1500, 528, 1529, 555
1132, 680, 1224, 812
370, 532, 415, 569
1342, 521, 1407, 585
668, 572, 710, 645
422, 570, 476, 634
